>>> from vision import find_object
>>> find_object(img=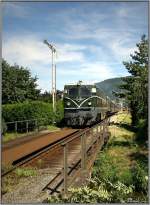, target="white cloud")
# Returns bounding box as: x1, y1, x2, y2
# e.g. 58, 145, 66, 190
56, 43, 86, 62
59, 61, 119, 81
3, 35, 86, 67
3, 36, 48, 67
3, 2, 147, 91
2, 32, 135, 91
111, 41, 137, 61
2, 34, 87, 91
37, 79, 51, 93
